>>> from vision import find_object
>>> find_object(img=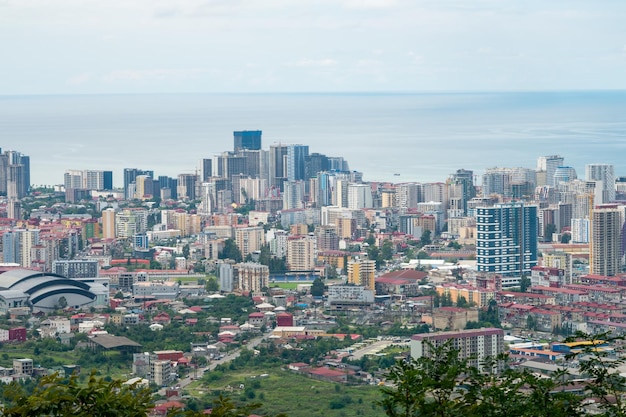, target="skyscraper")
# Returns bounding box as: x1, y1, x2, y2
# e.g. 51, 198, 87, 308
476, 202, 538, 277
537, 155, 564, 187
269, 143, 288, 191
233, 130, 262, 152
124, 168, 154, 200
586, 164, 615, 203
590, 204, 622, 276
286, 144, 309, 182
448, 169, 475, 215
